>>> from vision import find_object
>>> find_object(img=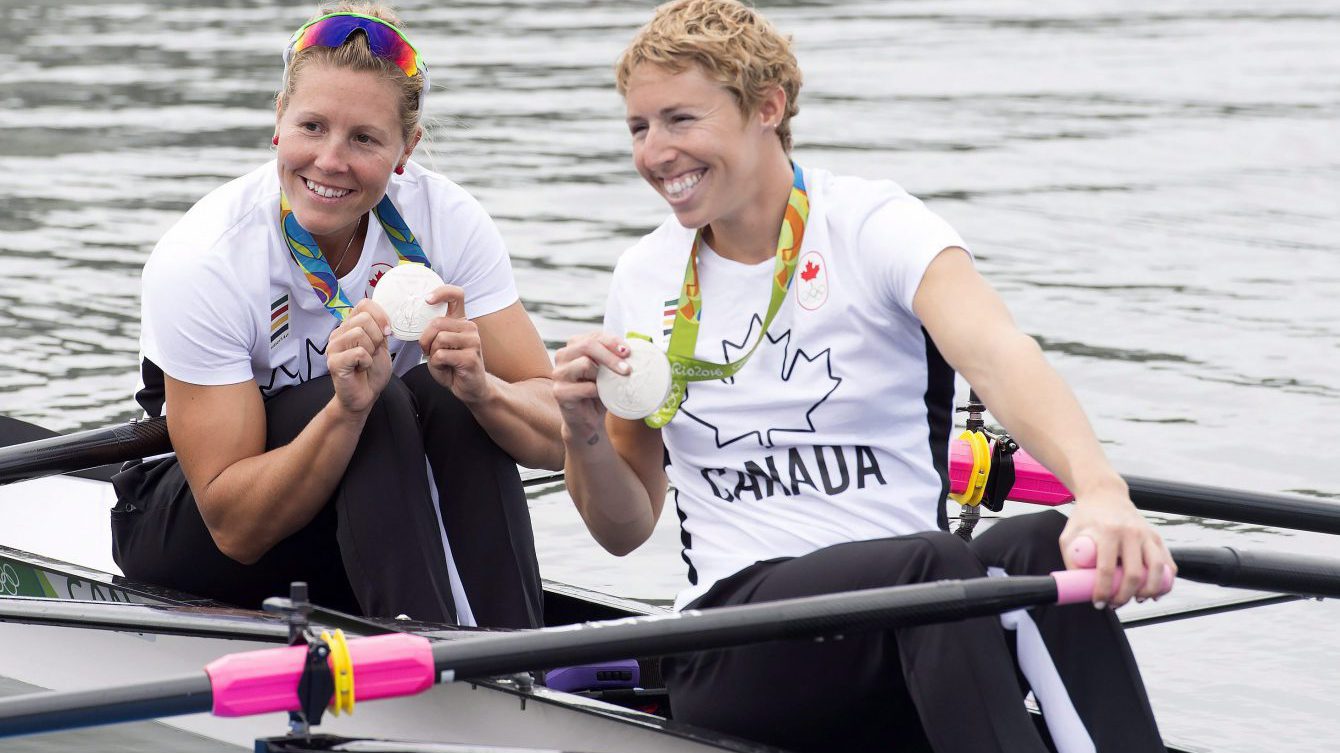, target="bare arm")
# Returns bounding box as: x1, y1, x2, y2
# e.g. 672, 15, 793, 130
554, 333, 667, 555
420, 292, 564, 470
913, 247, 1174, 606
167, 377, 367, 564
169, 300, 393, 564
